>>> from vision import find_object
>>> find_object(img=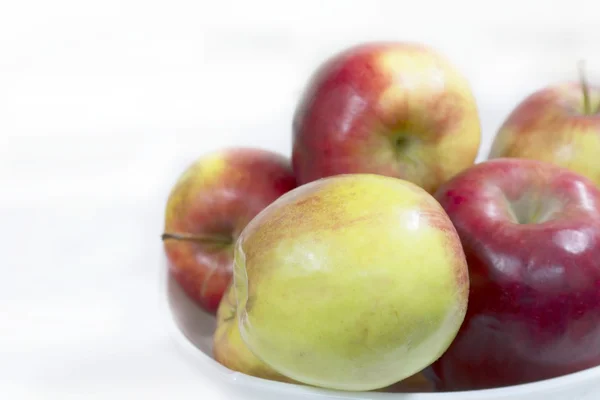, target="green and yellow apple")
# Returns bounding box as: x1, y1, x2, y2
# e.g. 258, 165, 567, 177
214, 283, 434, 391
162, 147, 297, 314
231, 173, 469, 391
213, 283, 295, 383
489, 78, 600, 186
292, 41, 481, 194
